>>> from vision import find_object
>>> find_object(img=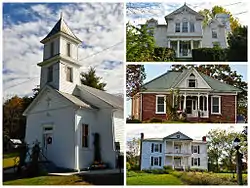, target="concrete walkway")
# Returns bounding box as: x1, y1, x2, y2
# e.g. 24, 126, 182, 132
49, 168, 124, 176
